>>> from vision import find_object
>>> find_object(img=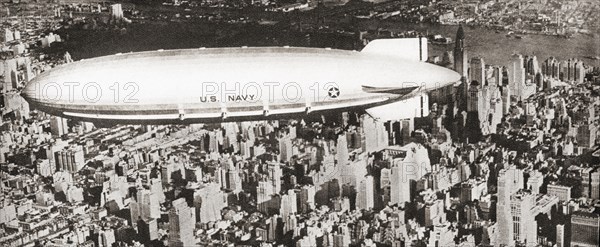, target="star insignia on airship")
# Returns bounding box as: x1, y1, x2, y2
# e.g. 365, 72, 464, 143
328, 87, 340, 98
